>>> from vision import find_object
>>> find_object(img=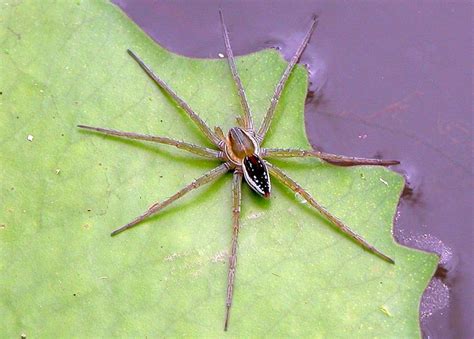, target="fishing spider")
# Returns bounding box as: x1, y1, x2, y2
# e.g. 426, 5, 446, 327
78, 11, 398, 331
